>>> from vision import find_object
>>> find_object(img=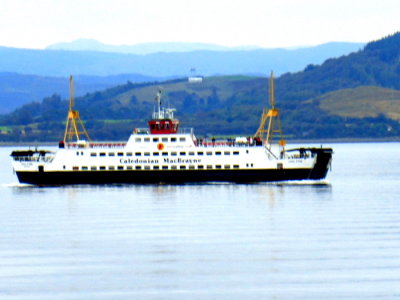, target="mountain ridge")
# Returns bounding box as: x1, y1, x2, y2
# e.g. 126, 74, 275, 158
0, 42, 364, 77
46, 39, 262, 54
